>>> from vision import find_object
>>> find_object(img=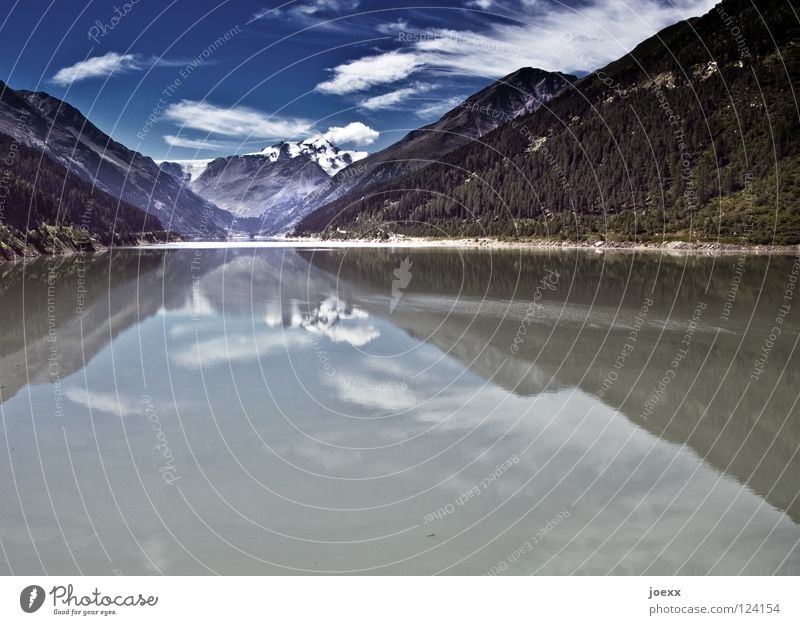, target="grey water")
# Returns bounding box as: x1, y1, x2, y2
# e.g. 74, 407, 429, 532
0, 244, 798, 575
